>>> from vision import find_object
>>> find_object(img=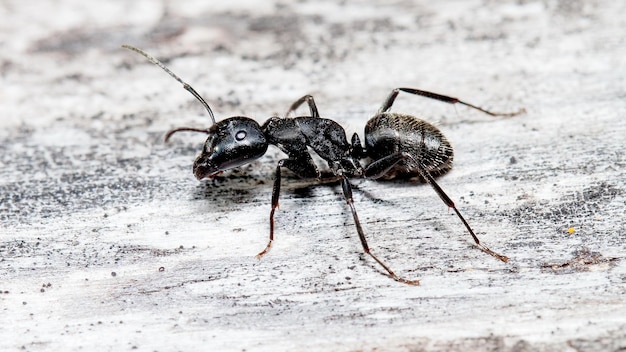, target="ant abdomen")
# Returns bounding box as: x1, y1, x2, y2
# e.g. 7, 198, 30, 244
364, 112, 453, 181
